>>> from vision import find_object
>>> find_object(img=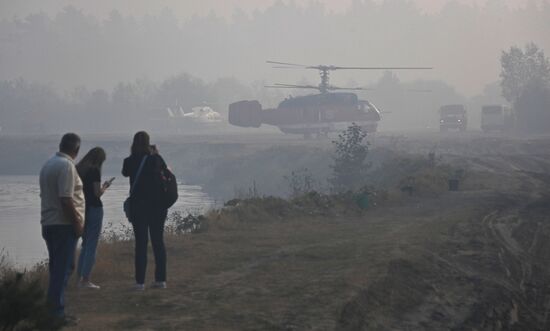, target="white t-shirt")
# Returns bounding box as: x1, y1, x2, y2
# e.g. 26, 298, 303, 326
39, 152, 85, 226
